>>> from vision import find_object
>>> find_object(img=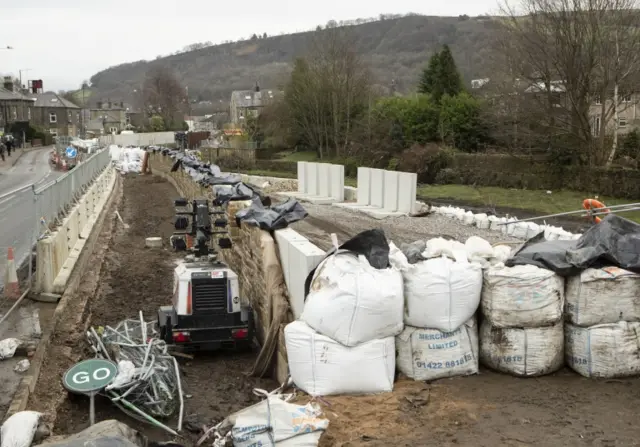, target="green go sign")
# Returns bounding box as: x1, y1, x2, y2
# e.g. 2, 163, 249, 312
62, 359, 118, 394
